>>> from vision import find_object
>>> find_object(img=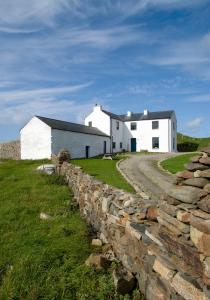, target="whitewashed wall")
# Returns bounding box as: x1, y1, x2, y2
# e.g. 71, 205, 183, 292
111, 119, 124, 153
20, 117, 52, 159
52, 129, 110, 159
124, 119, 172, 152
85, 106, 110, 136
